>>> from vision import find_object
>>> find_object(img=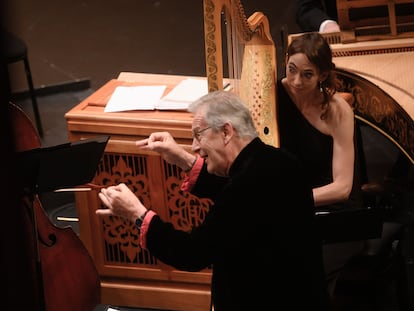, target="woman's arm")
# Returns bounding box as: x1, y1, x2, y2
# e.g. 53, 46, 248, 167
313, 95, 355, 206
